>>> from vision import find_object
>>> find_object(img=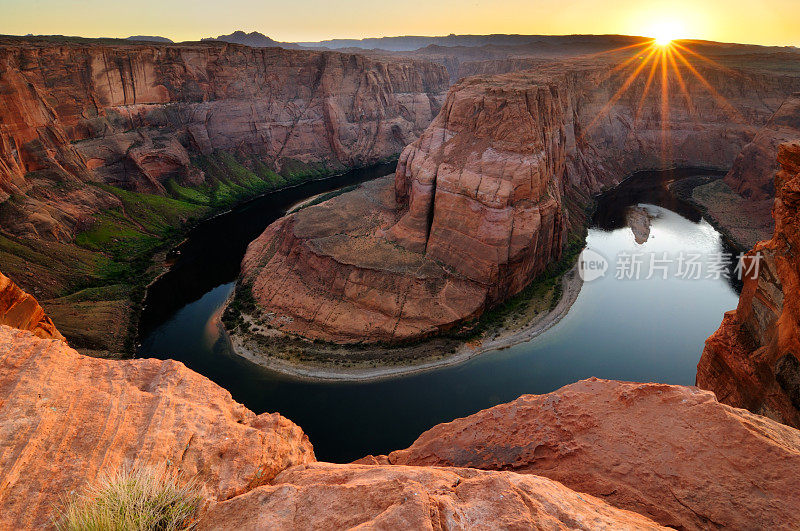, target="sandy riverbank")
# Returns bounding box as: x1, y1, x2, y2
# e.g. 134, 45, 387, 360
226, 262, 584, 382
